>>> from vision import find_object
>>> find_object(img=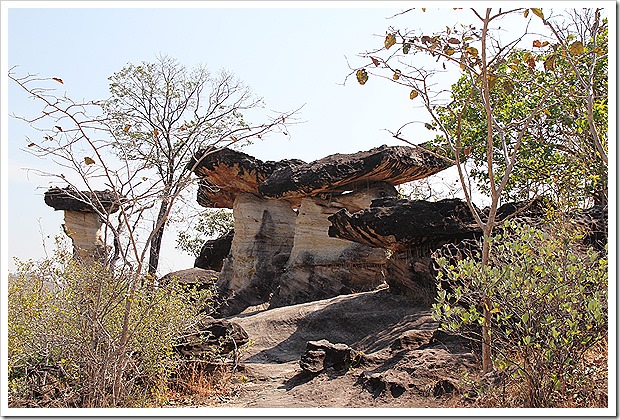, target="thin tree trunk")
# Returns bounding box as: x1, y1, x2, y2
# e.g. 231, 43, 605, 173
481, 231, 494, 374
148, 200, 169, 276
